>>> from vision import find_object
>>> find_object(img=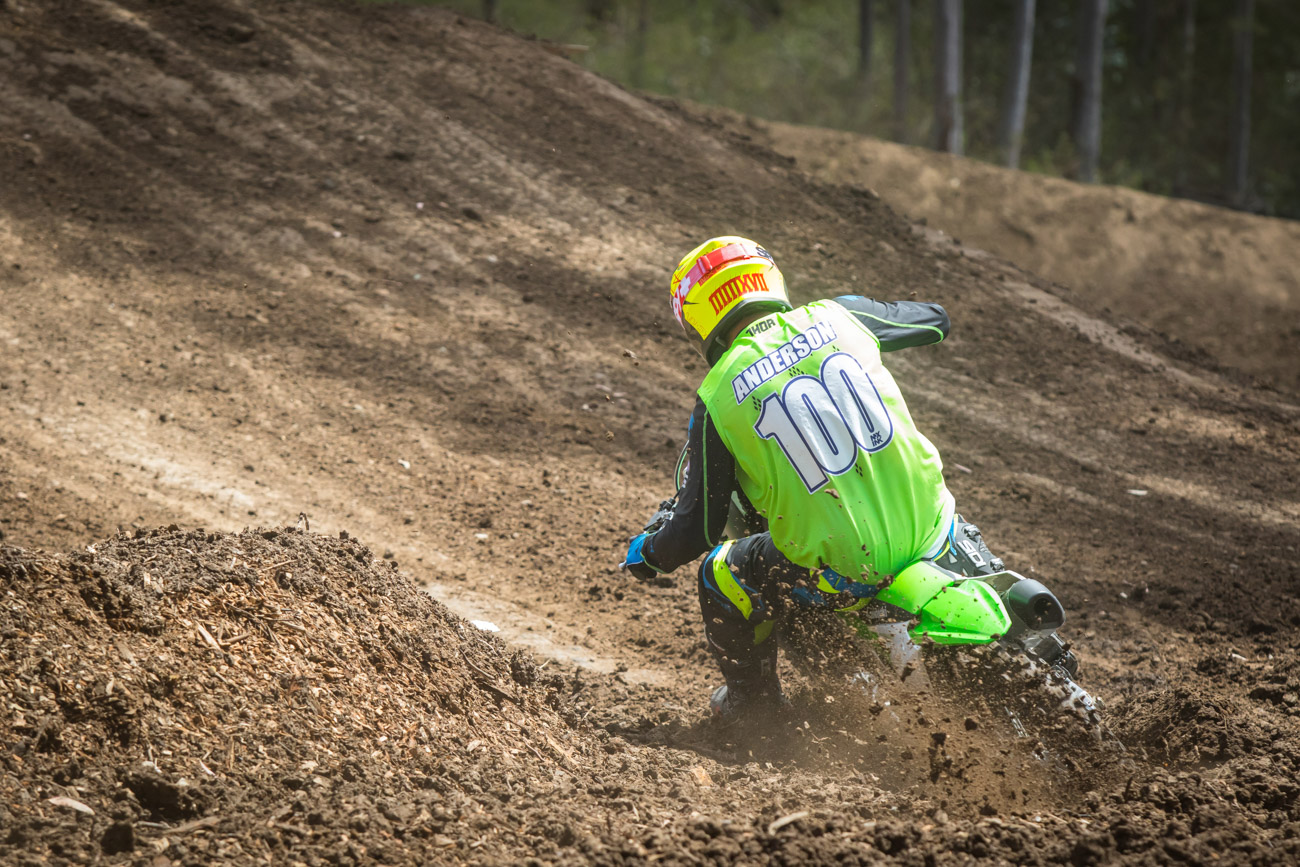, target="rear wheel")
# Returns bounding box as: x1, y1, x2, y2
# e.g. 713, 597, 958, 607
920, 641, 1104, 742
